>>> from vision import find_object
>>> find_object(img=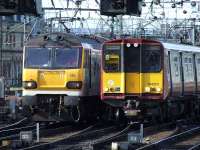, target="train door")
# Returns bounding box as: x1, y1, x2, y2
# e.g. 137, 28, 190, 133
83, 49, 91, 95
195, 54, 200, 93
91, 50, 99, 95
169, 51, 182, 96
124, 42, 142, 95
182, 53, 196, 94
